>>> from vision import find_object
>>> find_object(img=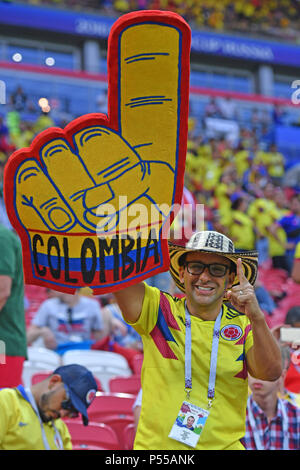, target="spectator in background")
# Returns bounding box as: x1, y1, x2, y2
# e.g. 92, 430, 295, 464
265, 143, 285, 186
279, 193, 300, 272
254, 272, 277, 317
272, 104, 286, 125
242, 345, 300, 450
283, 306, 300, 395
0, 223, 27, 388
0, 364, 98, 450
10, 86, 28, 113
283, 164, 300, 192
33, 111, 55, 134
218, 96, 238, 120
101, 295, 142, 350
26, 290, 106, 355
91, 295, 143, 373
248, 182, 289, 270
272, 306, 300, 395
5, 108, 21, 144
204, 97, 222, 119
226, 194, 256, 252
